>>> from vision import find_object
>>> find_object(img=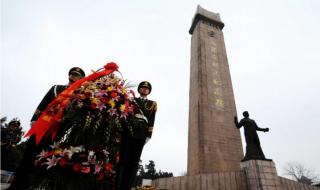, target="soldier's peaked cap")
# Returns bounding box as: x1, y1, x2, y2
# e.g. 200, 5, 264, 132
69, 67, 85, 77
138, 81, 152, 93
